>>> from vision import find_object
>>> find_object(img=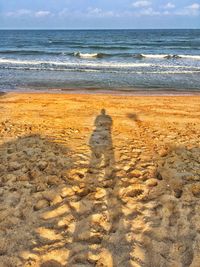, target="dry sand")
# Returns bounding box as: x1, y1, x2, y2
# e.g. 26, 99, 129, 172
0, 92, 200, 267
